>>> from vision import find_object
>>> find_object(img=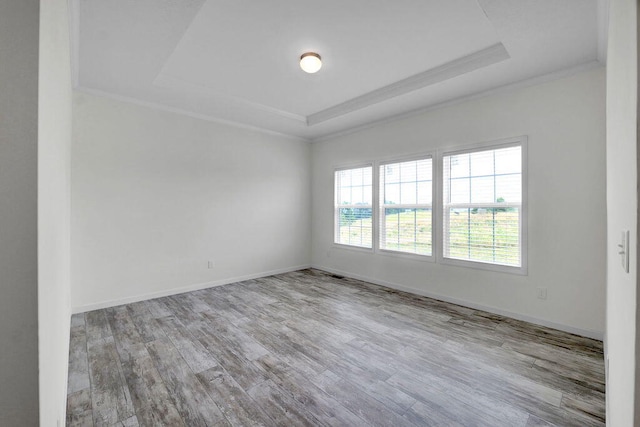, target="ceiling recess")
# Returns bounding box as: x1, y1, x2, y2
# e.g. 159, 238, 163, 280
72, 0, 602, 140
